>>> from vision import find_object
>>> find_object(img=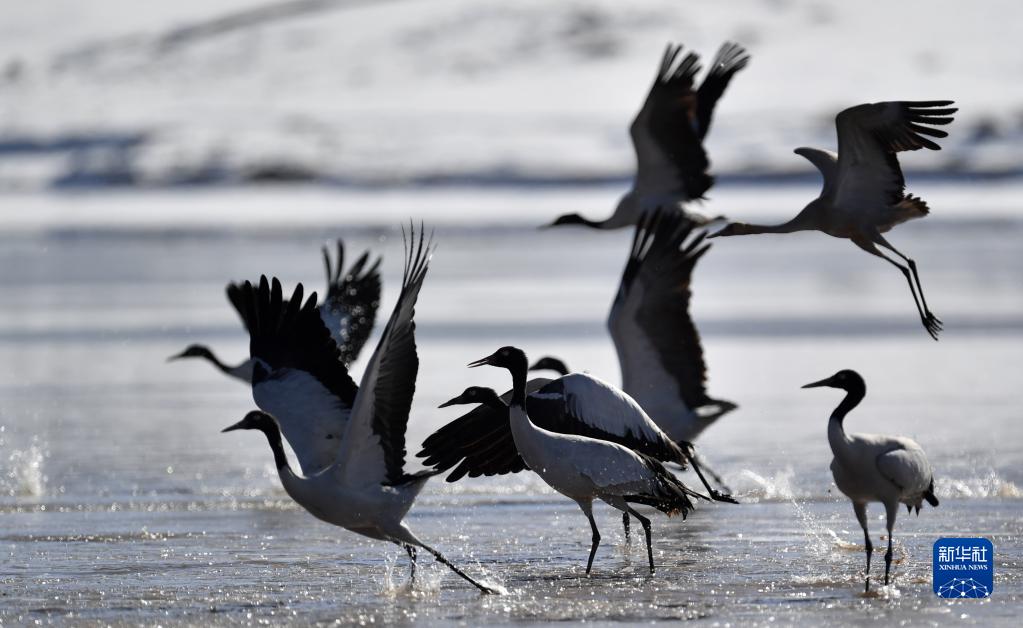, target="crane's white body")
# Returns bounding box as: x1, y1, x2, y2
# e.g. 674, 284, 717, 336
275, 462, 426, 544
508, 404, 664, 504
828, 422, 934, 510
